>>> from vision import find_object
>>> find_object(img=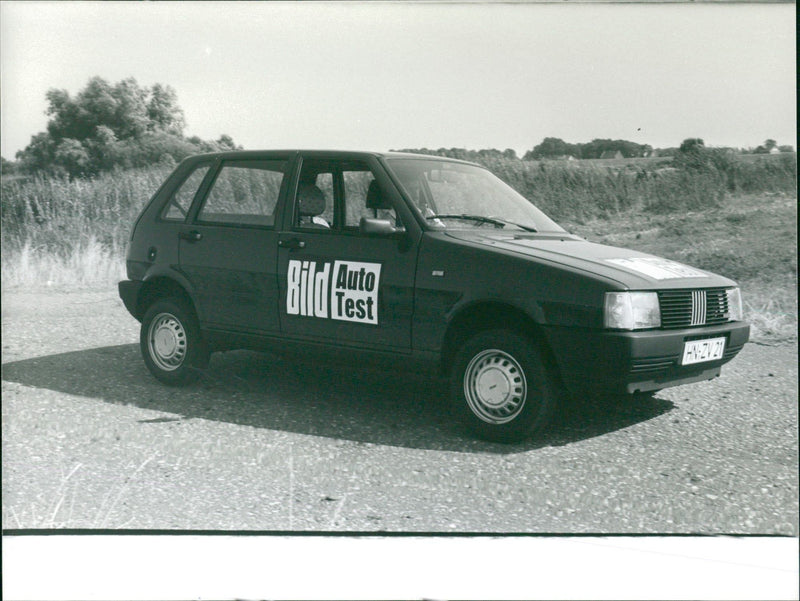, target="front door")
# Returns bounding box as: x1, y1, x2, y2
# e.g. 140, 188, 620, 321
277, 156, 418, 351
